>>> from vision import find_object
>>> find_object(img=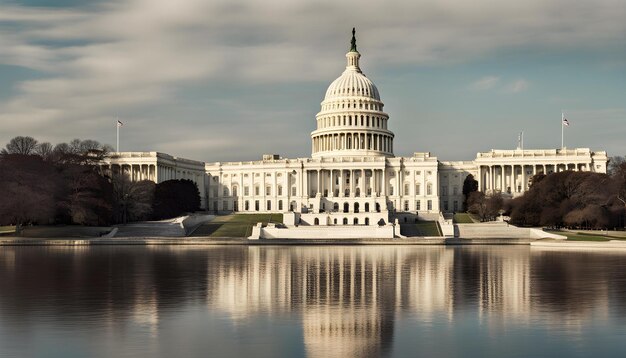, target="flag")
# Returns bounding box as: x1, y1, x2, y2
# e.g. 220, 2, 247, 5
562, 113, 569, 126
117, 120, 124, 127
